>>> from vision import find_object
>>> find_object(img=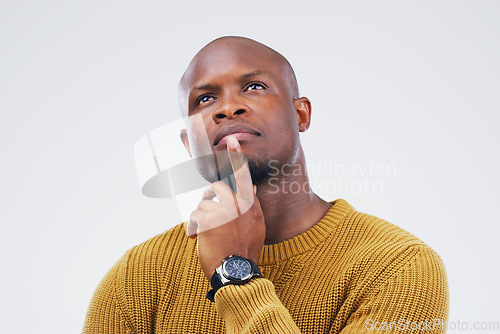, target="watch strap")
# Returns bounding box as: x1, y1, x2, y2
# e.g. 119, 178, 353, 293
206, 271, 224, 302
